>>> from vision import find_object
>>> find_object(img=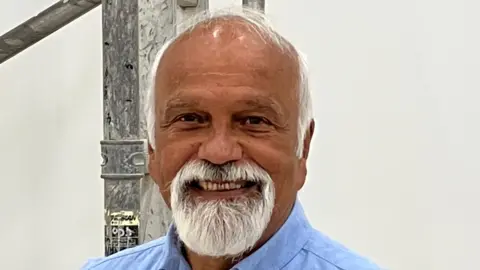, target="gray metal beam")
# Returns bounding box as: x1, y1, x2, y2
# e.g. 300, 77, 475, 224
0, 0, 101, 64
242, 0, 265, 11
102, 0, 142, 255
